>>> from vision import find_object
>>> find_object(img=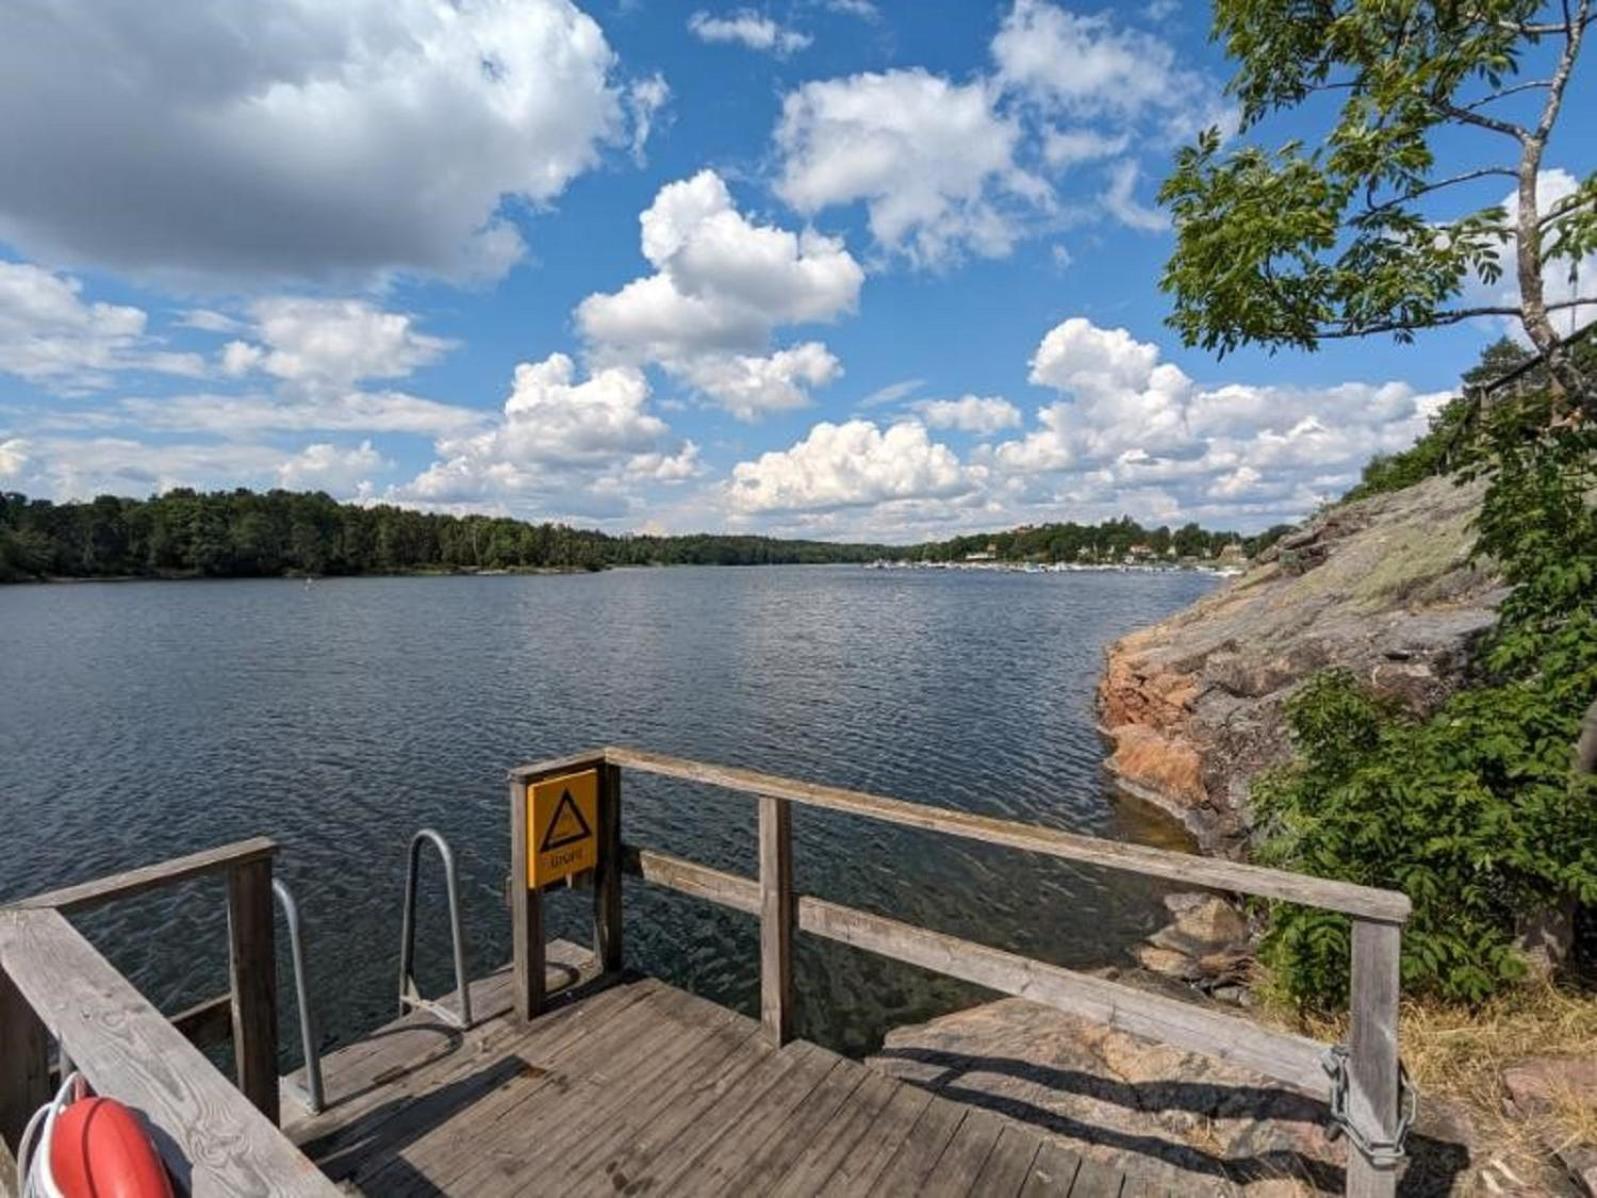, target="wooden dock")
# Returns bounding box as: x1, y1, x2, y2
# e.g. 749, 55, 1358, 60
284, 951, 1162, 1197
2, 746, 1414, 1197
